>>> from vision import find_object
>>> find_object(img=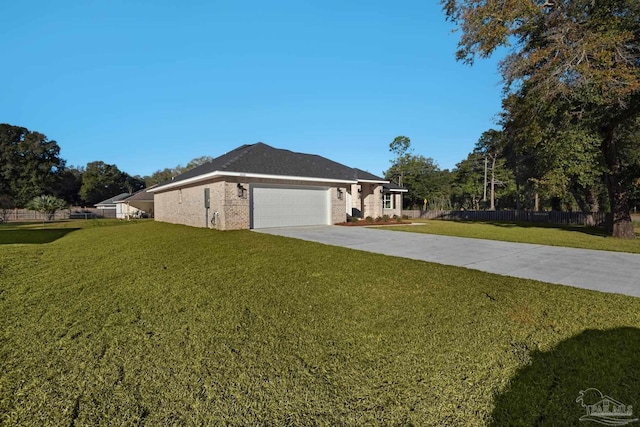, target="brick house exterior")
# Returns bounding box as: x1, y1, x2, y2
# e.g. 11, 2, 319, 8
150, 143, 405, 230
